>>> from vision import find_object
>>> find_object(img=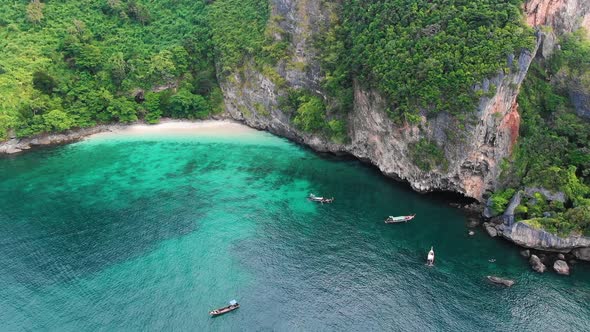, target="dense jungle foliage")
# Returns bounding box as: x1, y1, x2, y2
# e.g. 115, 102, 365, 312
494, 30, 590, 236
337, 0, 536, 123
0, 0, 269, 140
